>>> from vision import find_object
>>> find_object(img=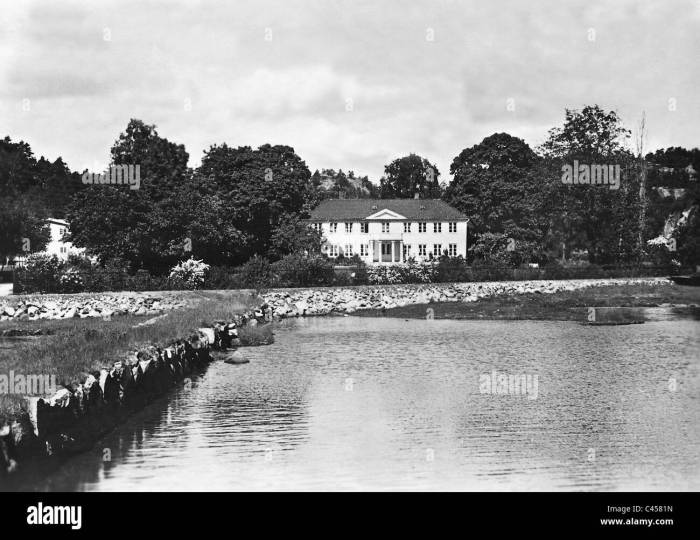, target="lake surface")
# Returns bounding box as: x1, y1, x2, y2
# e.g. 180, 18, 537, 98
9, 315, 700, 491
